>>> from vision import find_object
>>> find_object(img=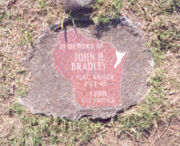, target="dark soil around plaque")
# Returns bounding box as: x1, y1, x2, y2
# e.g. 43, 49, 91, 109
19, 17, 153, 120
